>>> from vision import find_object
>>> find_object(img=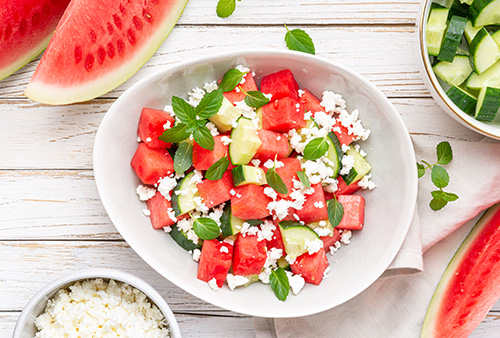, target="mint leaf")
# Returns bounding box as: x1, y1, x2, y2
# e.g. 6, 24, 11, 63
297, 170, 311, 188
266, 168, 288, 195
436, 141, 453, 165
303, 137, 329, 160
443, 191, 459, 202
196, 89, 224, 119
205, 156, 229, 181
159, 123, 191, 143
174, 141, 193, 174
269, 268, 289, 301
246, 219, 264, 226
430, 198, 448, 211
192, 217, 220, 240
219, 68, 247, 92
172, 96, 196, 124
193, 125, 215, 151
431, 165, 449, 189
327, 198, 344, 228
284, 25, 315, 55
417, 162, 426, 178
216, 0, 236, 18
244, 91, 270, 108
